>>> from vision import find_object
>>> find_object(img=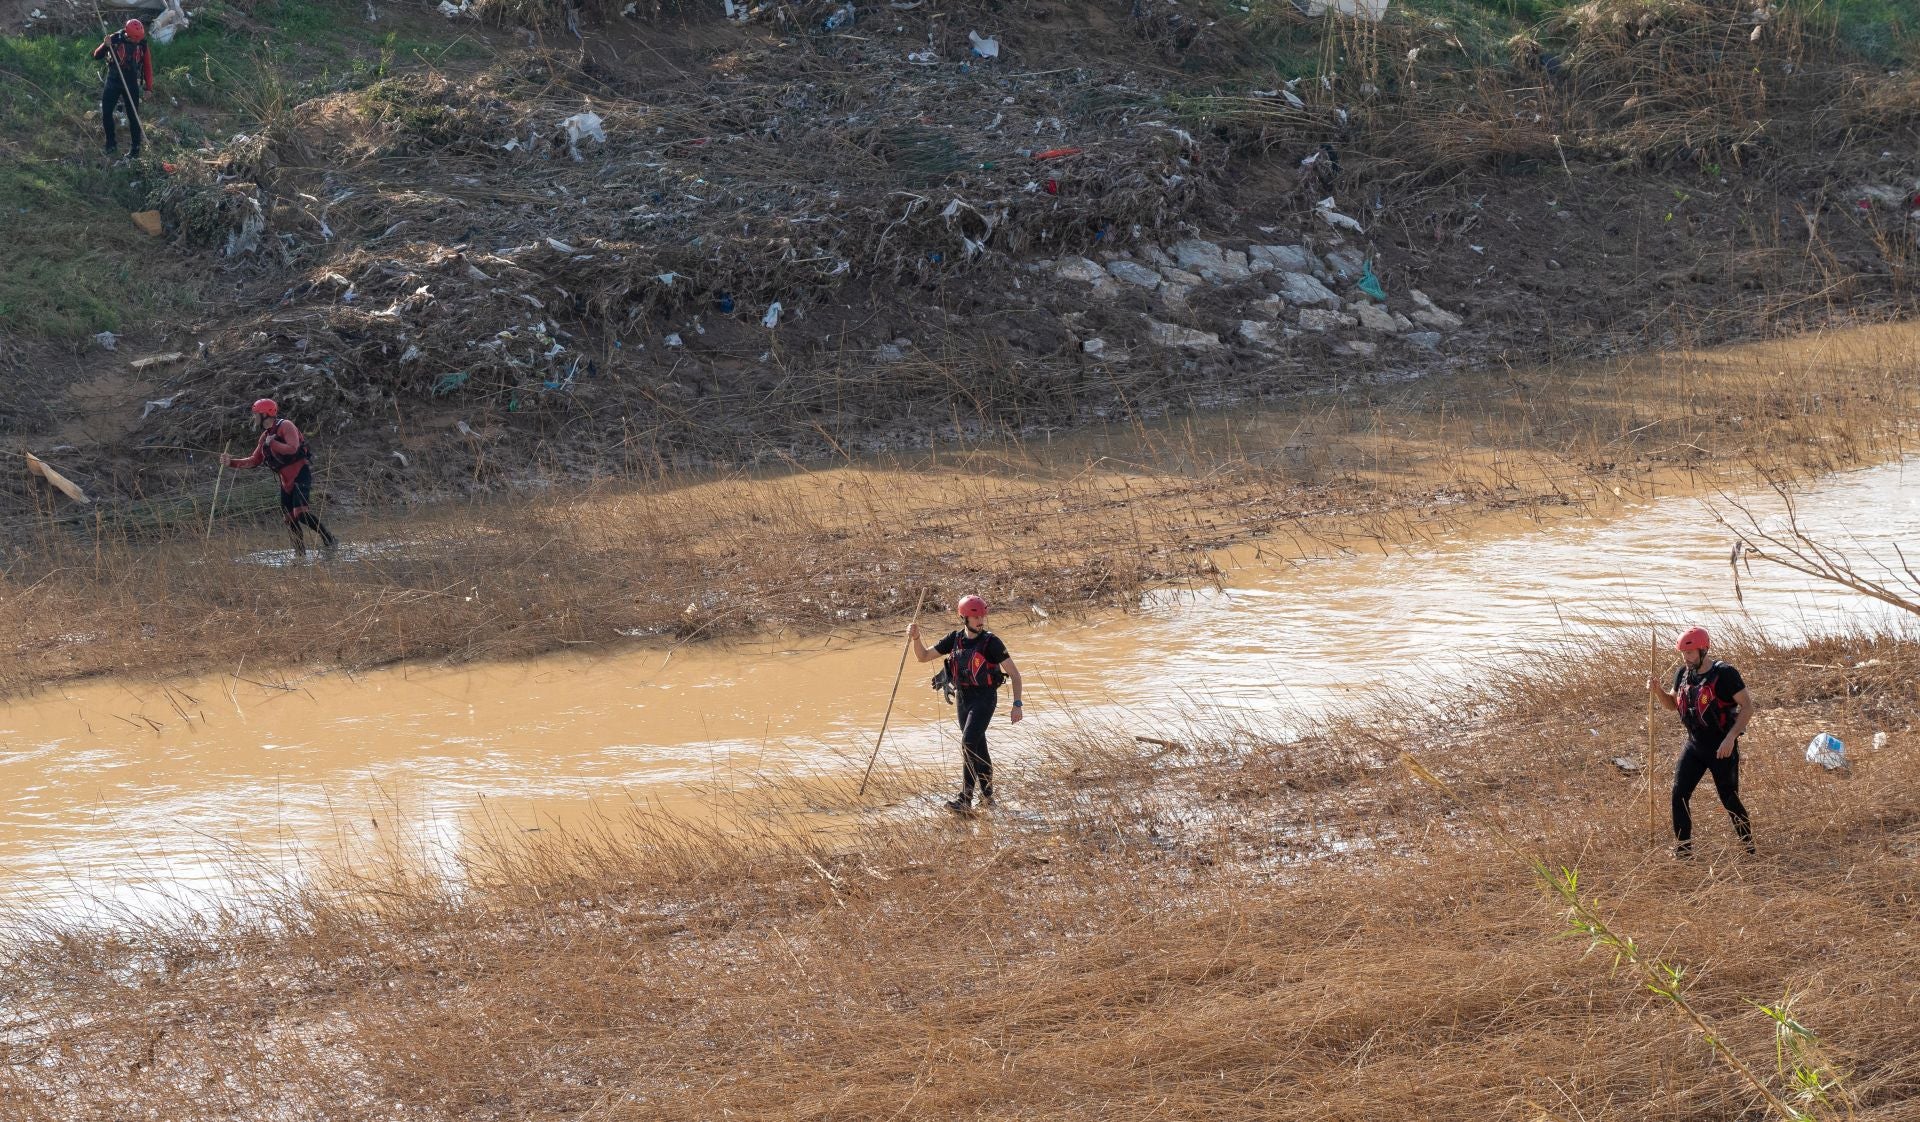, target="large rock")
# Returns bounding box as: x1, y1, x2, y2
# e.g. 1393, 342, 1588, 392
1159, 266, 1205, 287
1054, 256, 1109, 285
1297, 308, 1357, 332
1408, 289, 1464, 329
1237, 319, 1279, 346
1170, 239, 1252, 283
1276, 272, 1341, 309
1248, 244, 1319, 275
1106, 260, 1162, 289
1325, 248, 1365, 281
1334, 339, 1378, 357
1146, 319, 1222, 348
1248, 295, 1285, 321
1353, 301, 1400, 334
